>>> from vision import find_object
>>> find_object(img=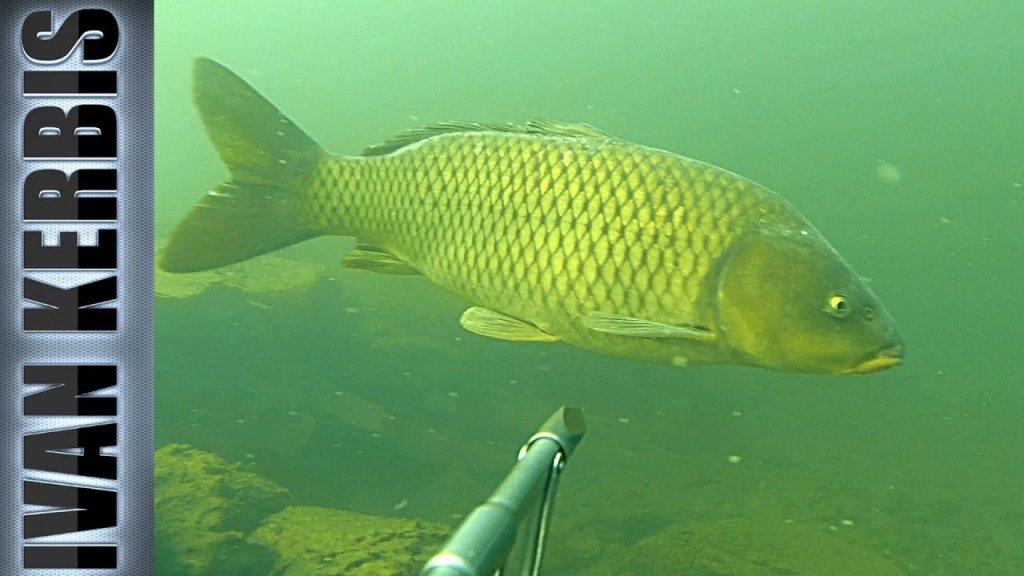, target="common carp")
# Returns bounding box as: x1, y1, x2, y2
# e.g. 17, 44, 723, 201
161, 58, 904, 374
